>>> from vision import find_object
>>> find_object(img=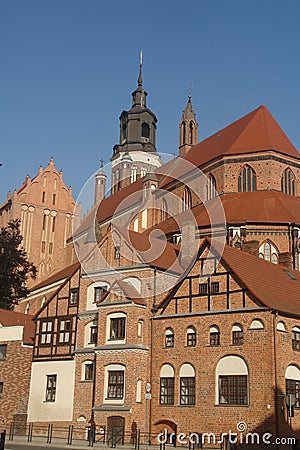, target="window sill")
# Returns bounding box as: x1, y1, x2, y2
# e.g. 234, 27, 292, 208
215, 404, 249, 407
80, 380, 94, 383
